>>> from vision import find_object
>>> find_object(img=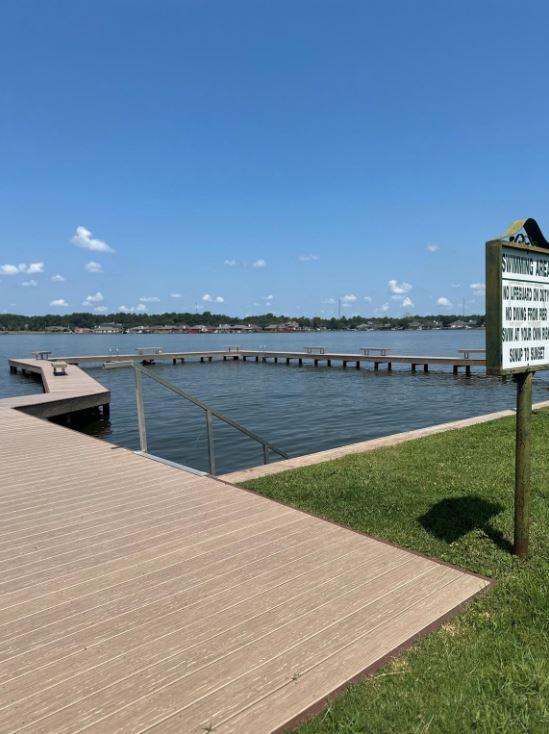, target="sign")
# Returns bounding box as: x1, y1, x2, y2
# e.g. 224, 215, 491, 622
486, 239, 549, 375
486, 218, 549, 558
